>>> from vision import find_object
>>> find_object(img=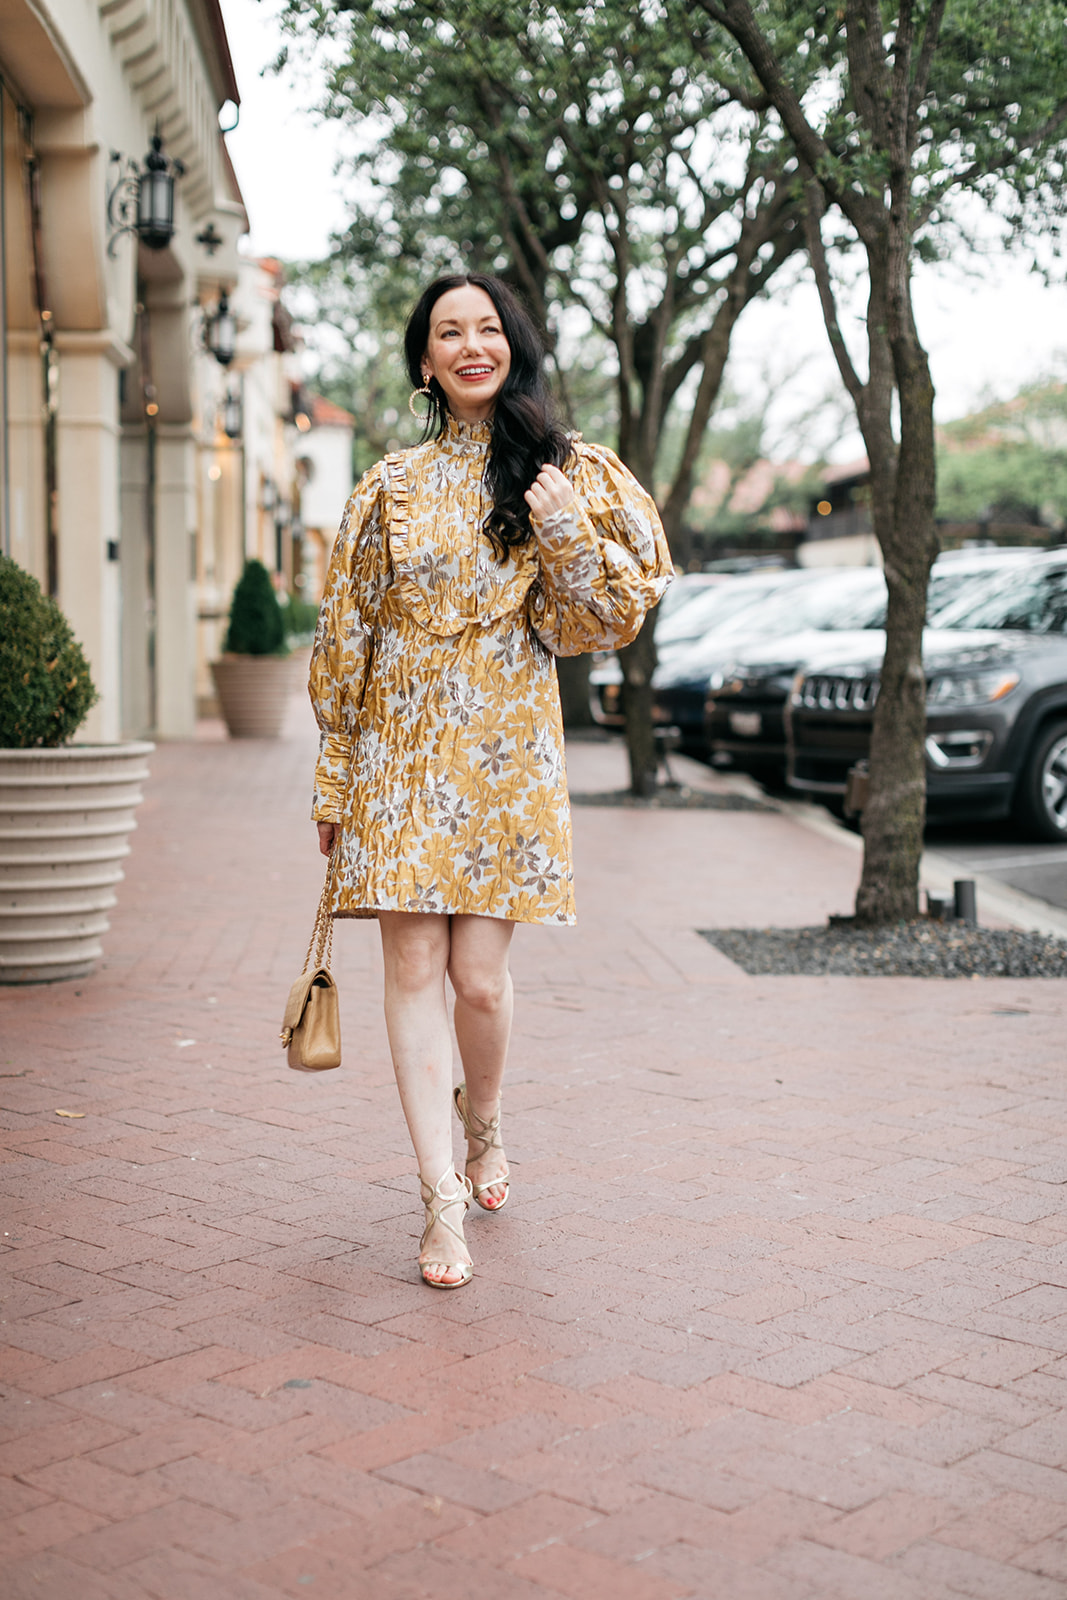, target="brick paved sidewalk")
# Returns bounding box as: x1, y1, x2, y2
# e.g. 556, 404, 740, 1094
1, 693, 1066, 1600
